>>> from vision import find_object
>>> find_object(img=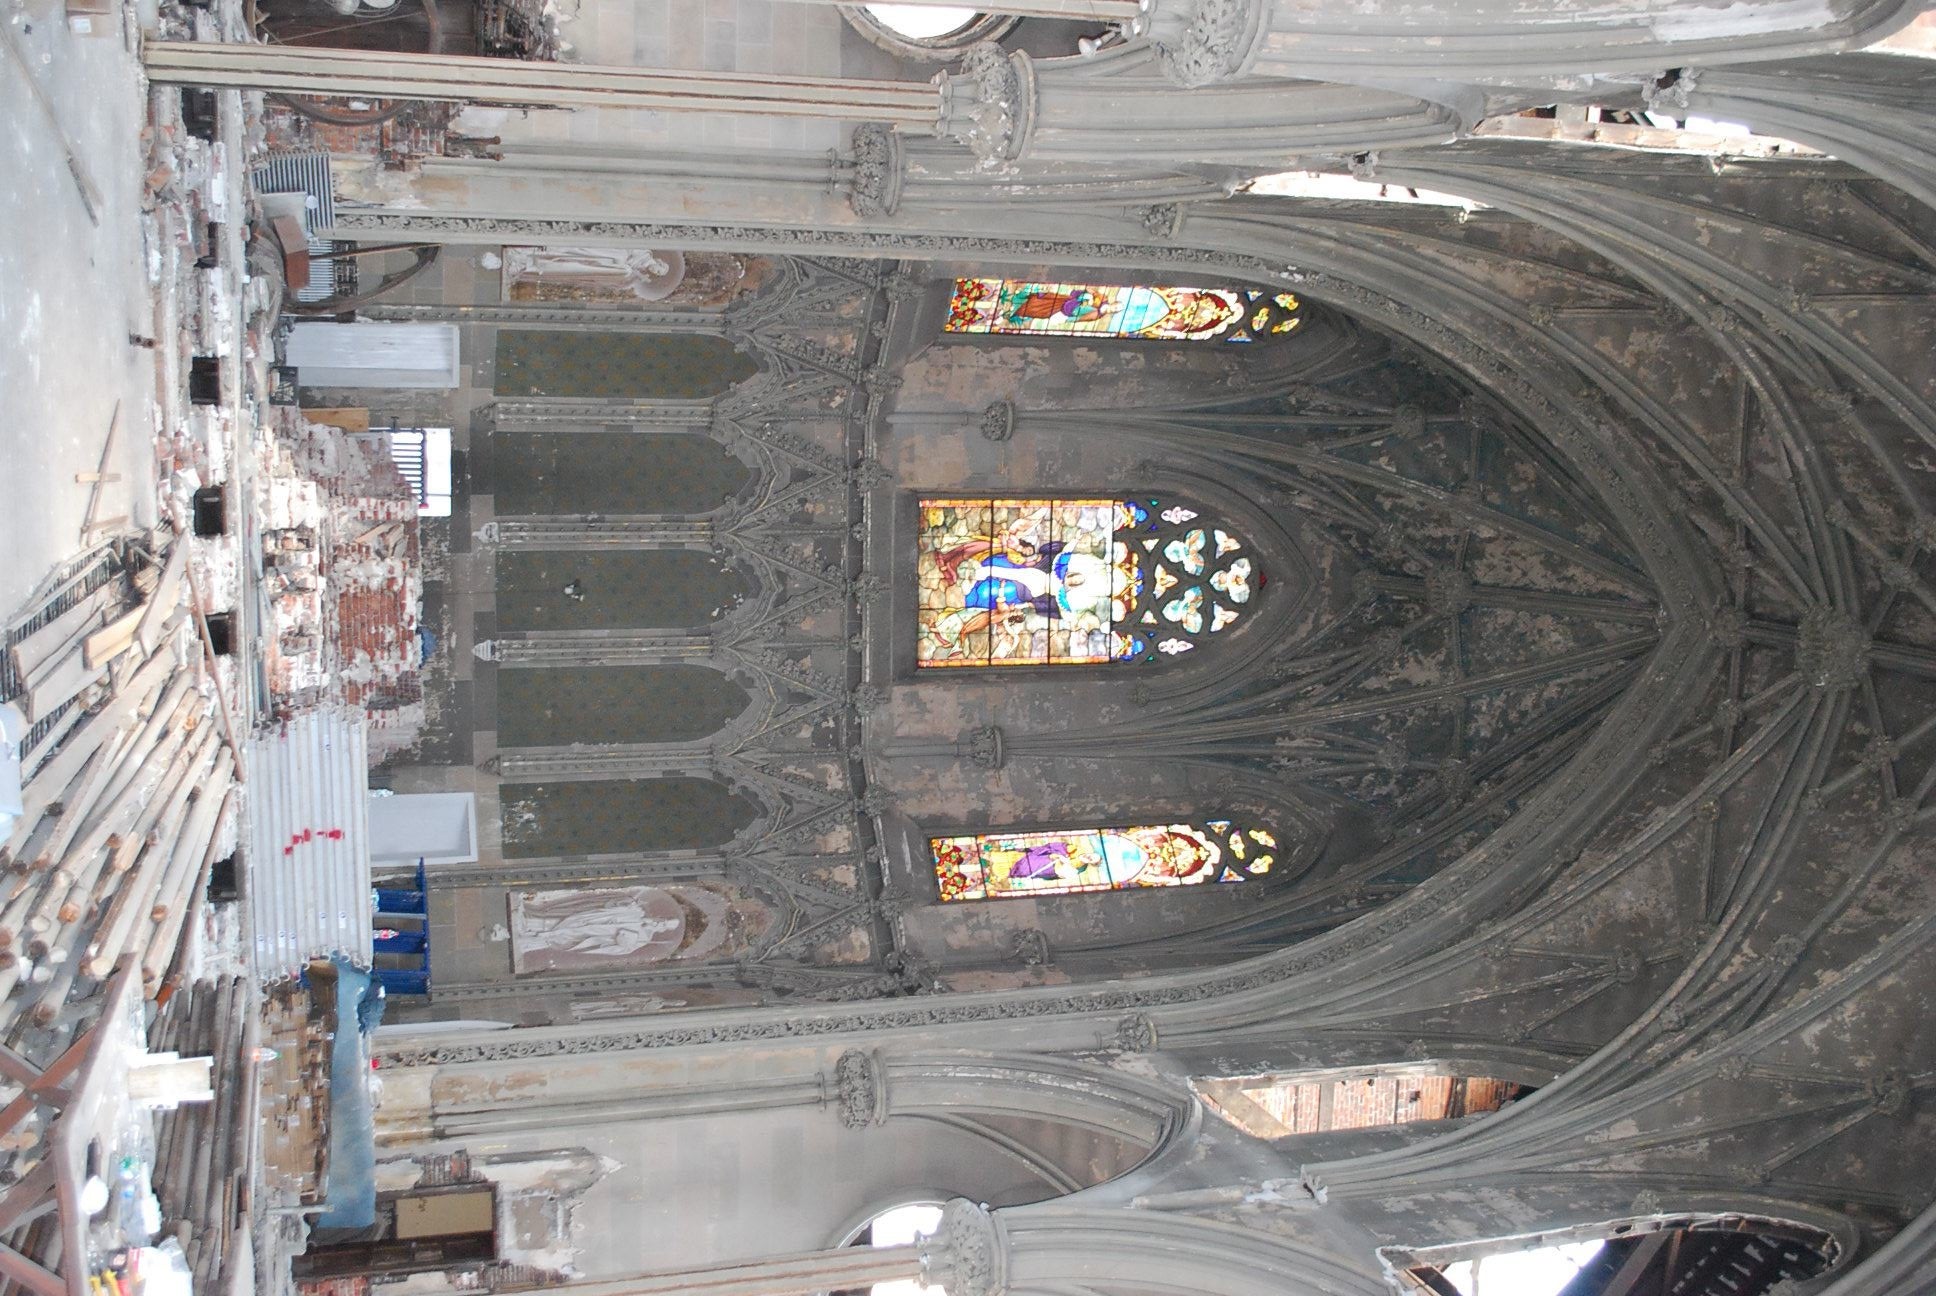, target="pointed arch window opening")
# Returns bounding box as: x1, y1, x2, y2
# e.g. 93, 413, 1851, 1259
916, 497, 1258, 669
944, 277, 1301, 343
932, 819, 1278, 901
